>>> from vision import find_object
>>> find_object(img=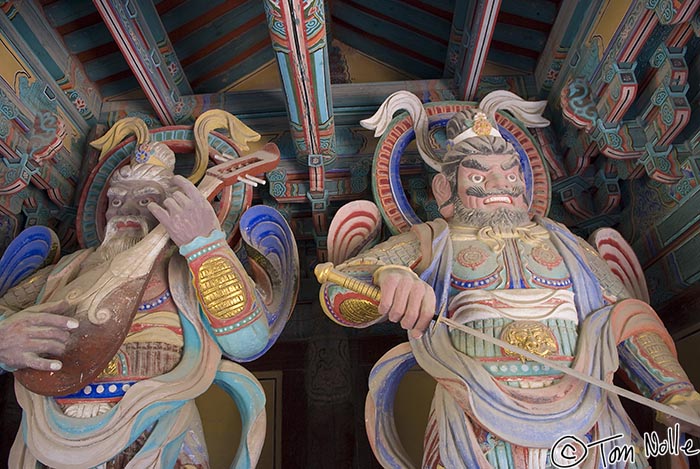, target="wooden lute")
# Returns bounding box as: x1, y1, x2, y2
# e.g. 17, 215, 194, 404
14, 143, 280, 396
